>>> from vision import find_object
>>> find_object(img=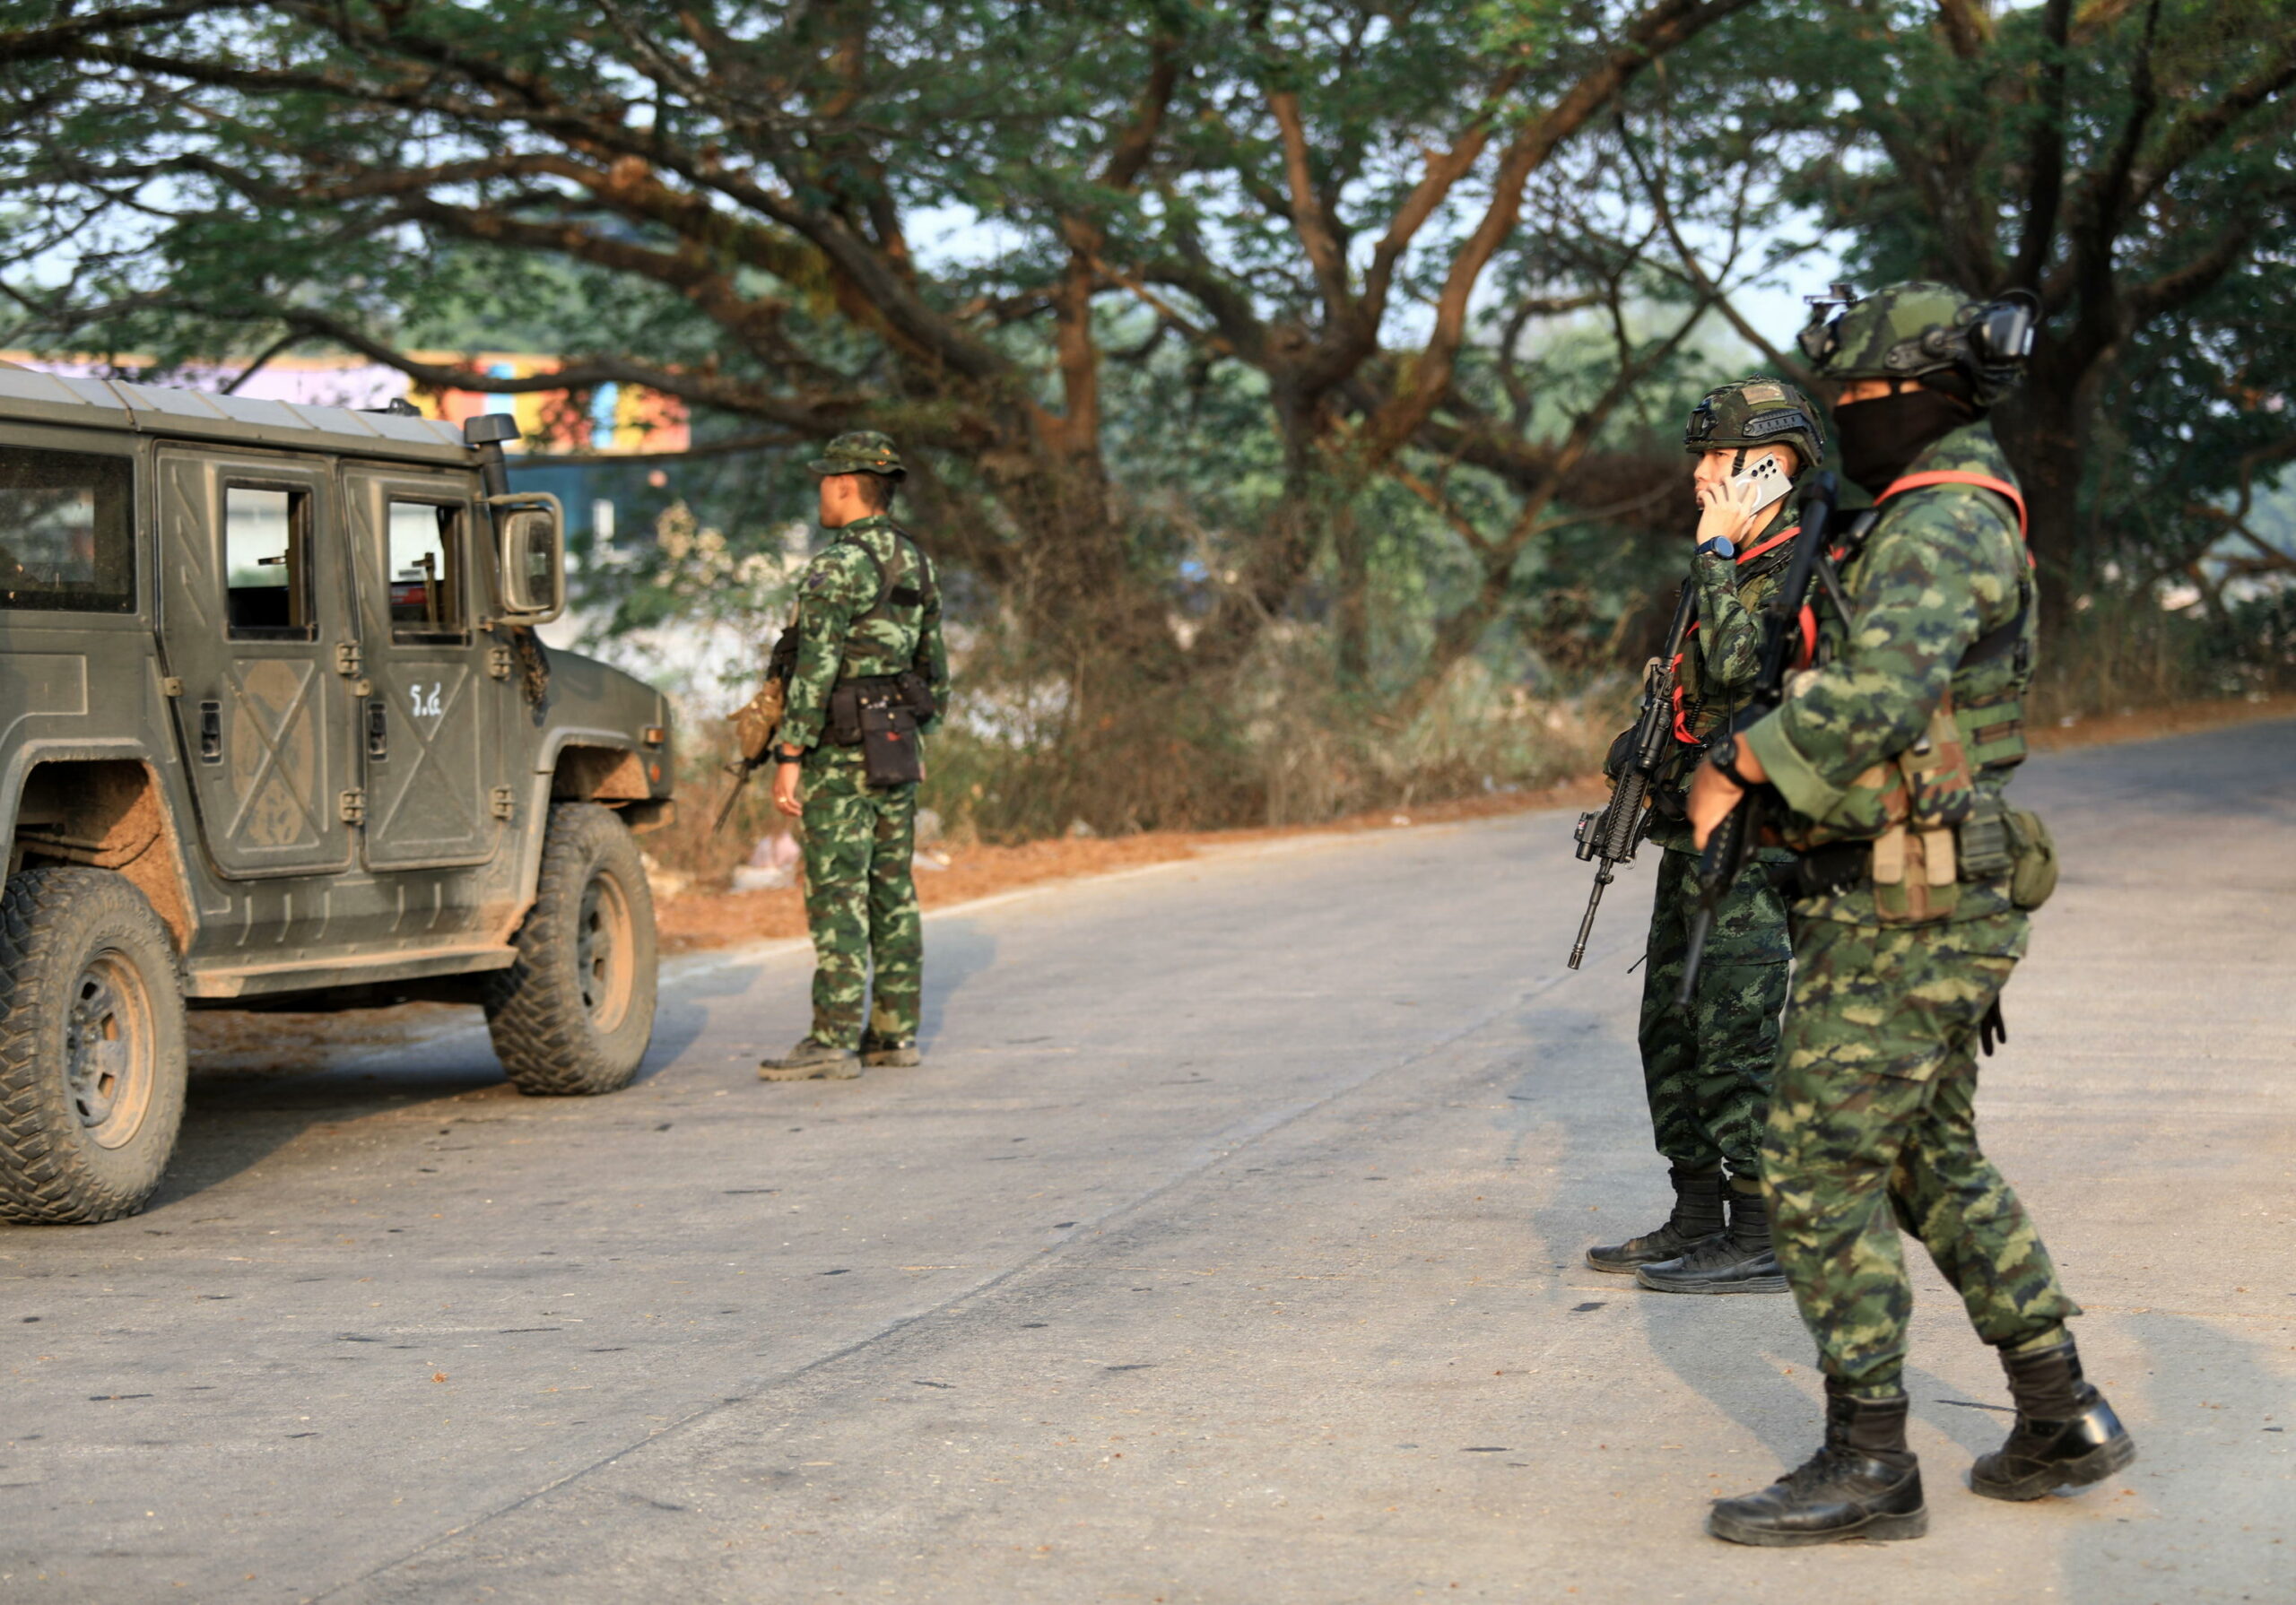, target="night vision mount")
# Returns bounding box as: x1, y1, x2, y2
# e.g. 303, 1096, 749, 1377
1799, 286, 2040, 408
